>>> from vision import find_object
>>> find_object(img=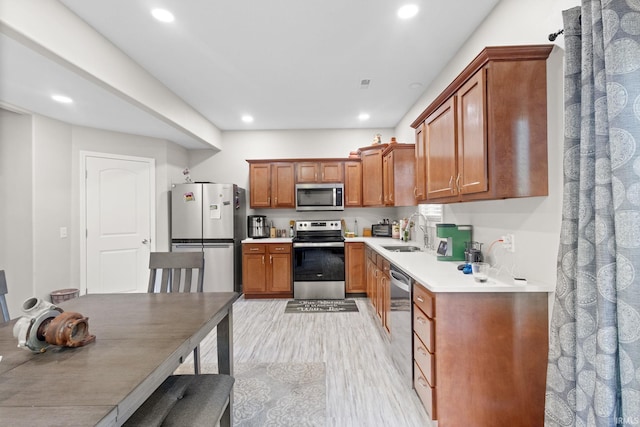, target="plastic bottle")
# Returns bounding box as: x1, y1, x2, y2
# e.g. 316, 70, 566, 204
354, 219, 358, 237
